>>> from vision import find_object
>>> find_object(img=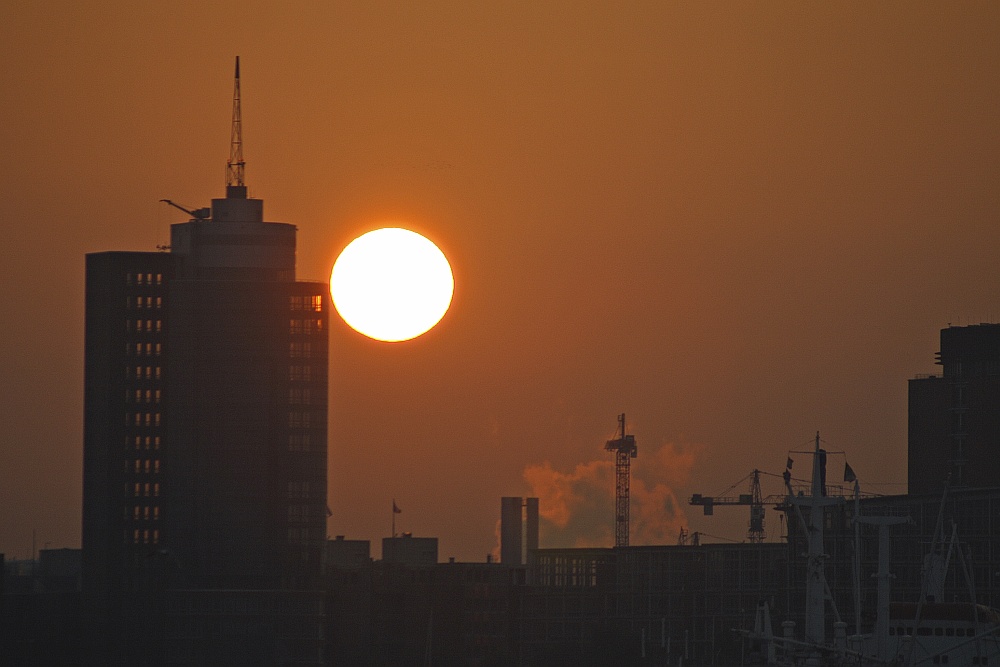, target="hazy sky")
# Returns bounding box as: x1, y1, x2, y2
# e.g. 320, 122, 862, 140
1, 2, 998, 561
